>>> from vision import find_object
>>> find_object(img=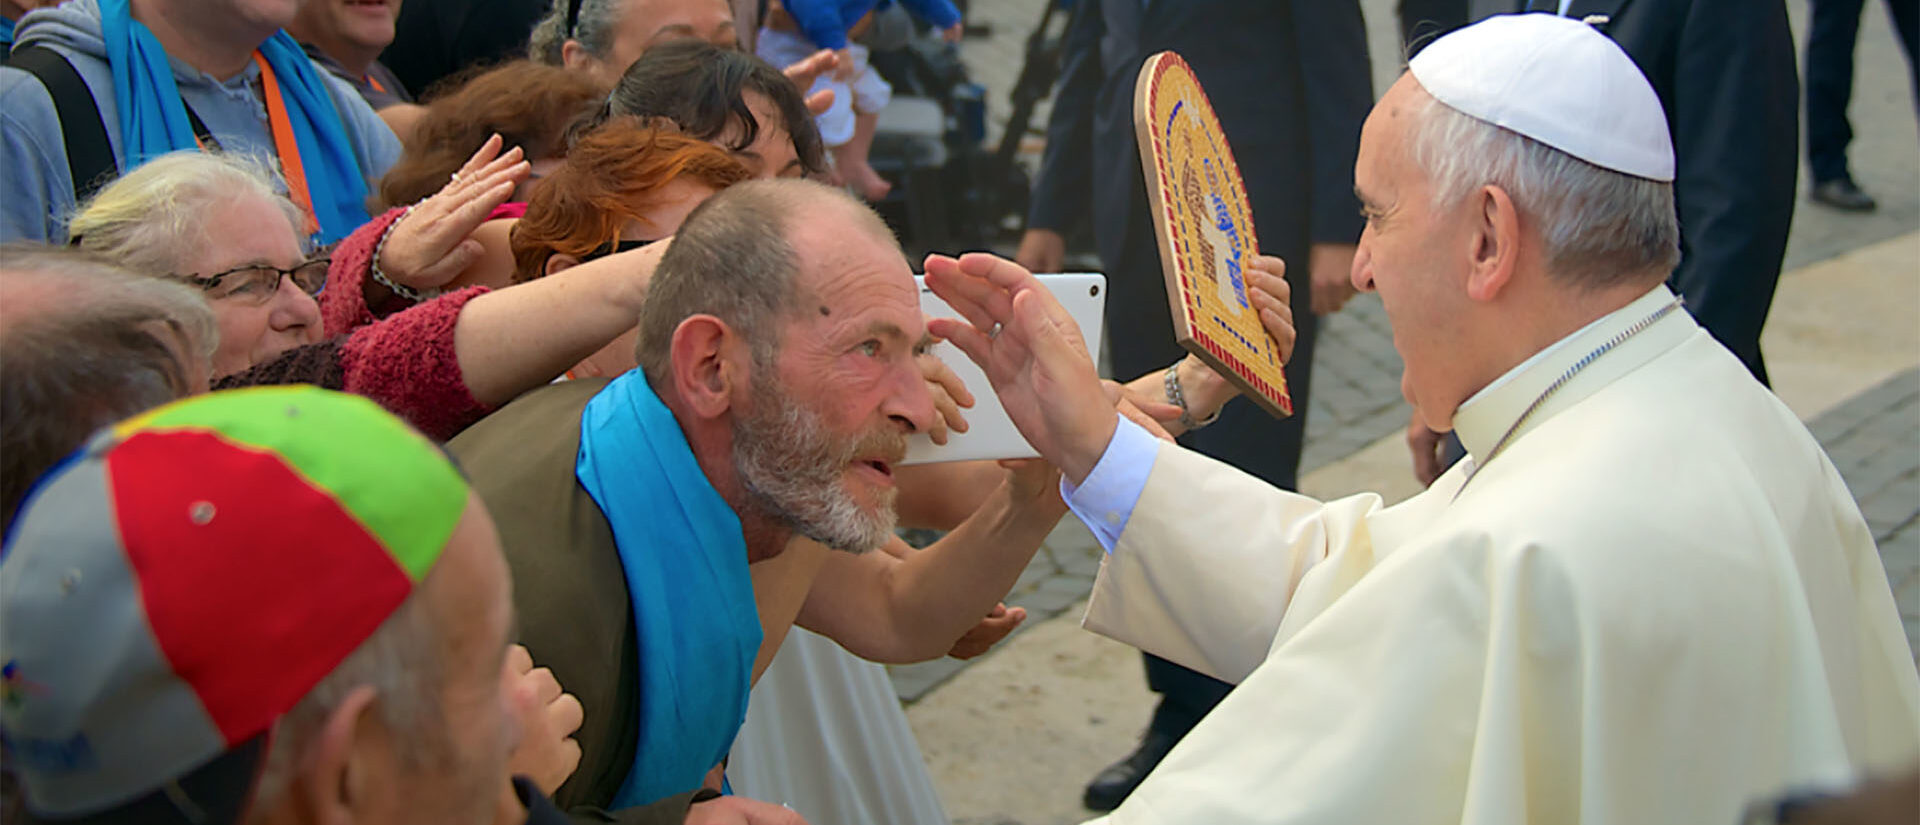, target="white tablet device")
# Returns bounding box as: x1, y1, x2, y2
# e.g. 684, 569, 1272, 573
903, 273, 1107, 465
